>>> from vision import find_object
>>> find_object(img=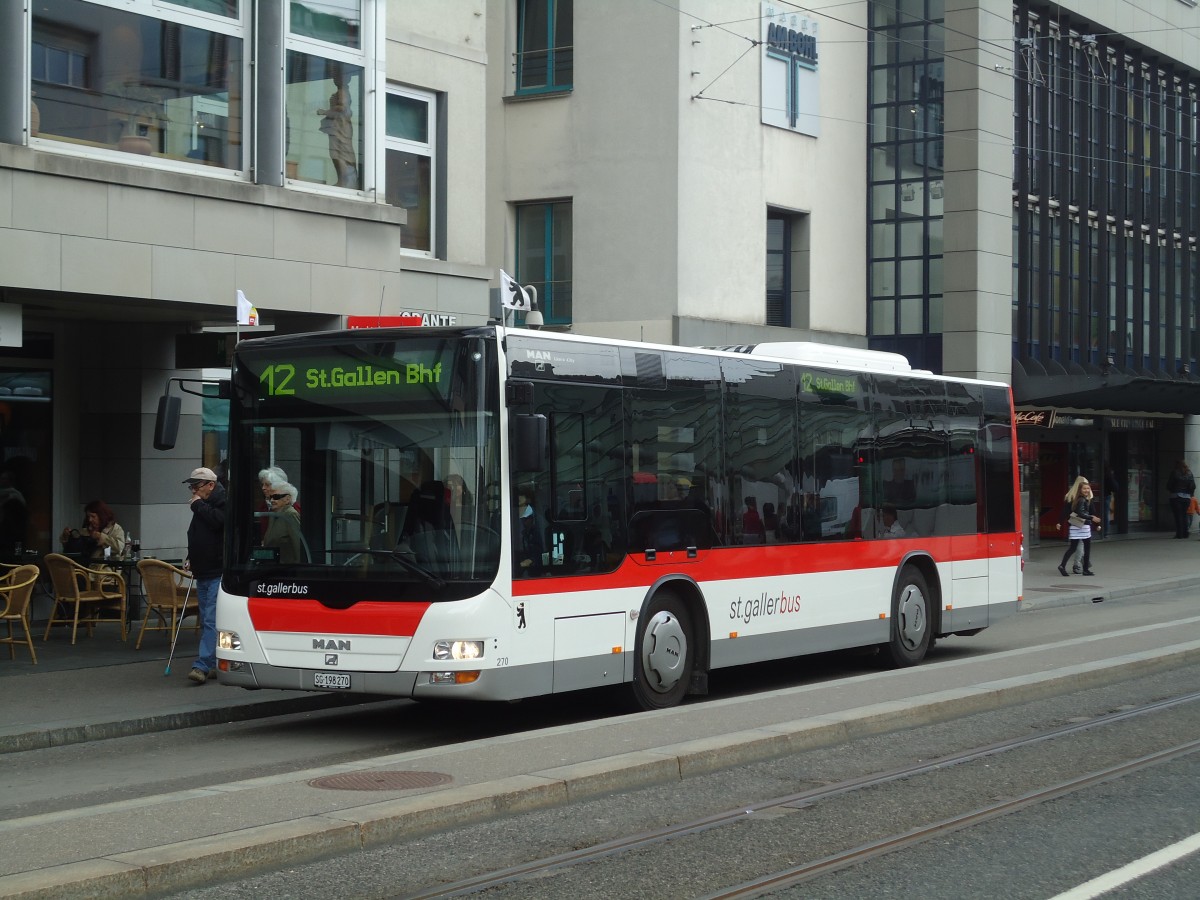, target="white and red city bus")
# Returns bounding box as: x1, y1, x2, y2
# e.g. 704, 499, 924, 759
214, 326, 1021, 709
